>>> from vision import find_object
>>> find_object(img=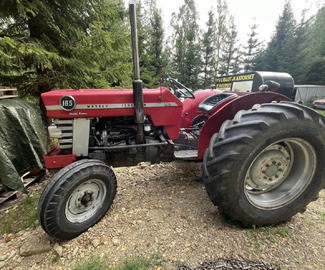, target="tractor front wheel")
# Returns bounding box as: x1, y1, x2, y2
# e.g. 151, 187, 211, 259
203, 102, 325, 226
38, 159, 117, 240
